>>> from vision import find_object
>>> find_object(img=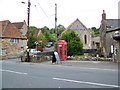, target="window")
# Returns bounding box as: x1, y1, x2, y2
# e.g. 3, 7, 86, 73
0, 48, 6, 56
84, 35, 87, 44
10, 38, 19, 43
